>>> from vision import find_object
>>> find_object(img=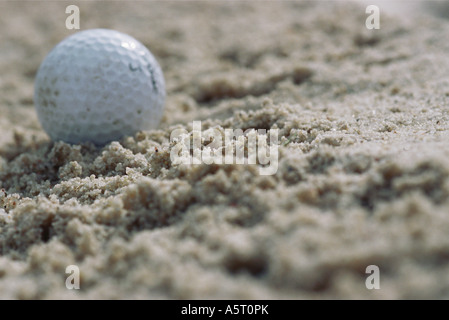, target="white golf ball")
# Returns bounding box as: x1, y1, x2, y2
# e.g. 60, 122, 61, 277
34, 29, 165, 145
